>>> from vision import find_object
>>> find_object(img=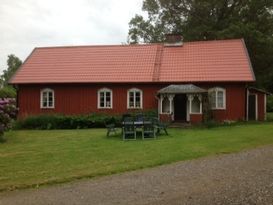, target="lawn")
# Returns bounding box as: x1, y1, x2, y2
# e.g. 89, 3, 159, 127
267, 112, 273, 121
0, 123, 273, 191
